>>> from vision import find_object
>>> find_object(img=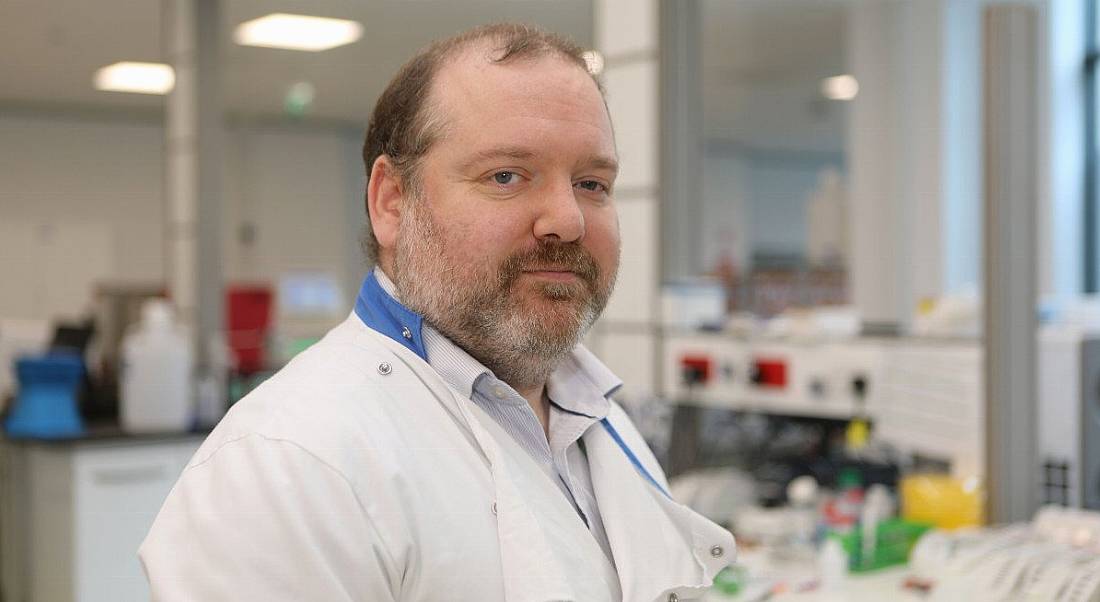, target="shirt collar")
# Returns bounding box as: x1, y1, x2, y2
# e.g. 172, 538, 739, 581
546, 345, 621, 419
